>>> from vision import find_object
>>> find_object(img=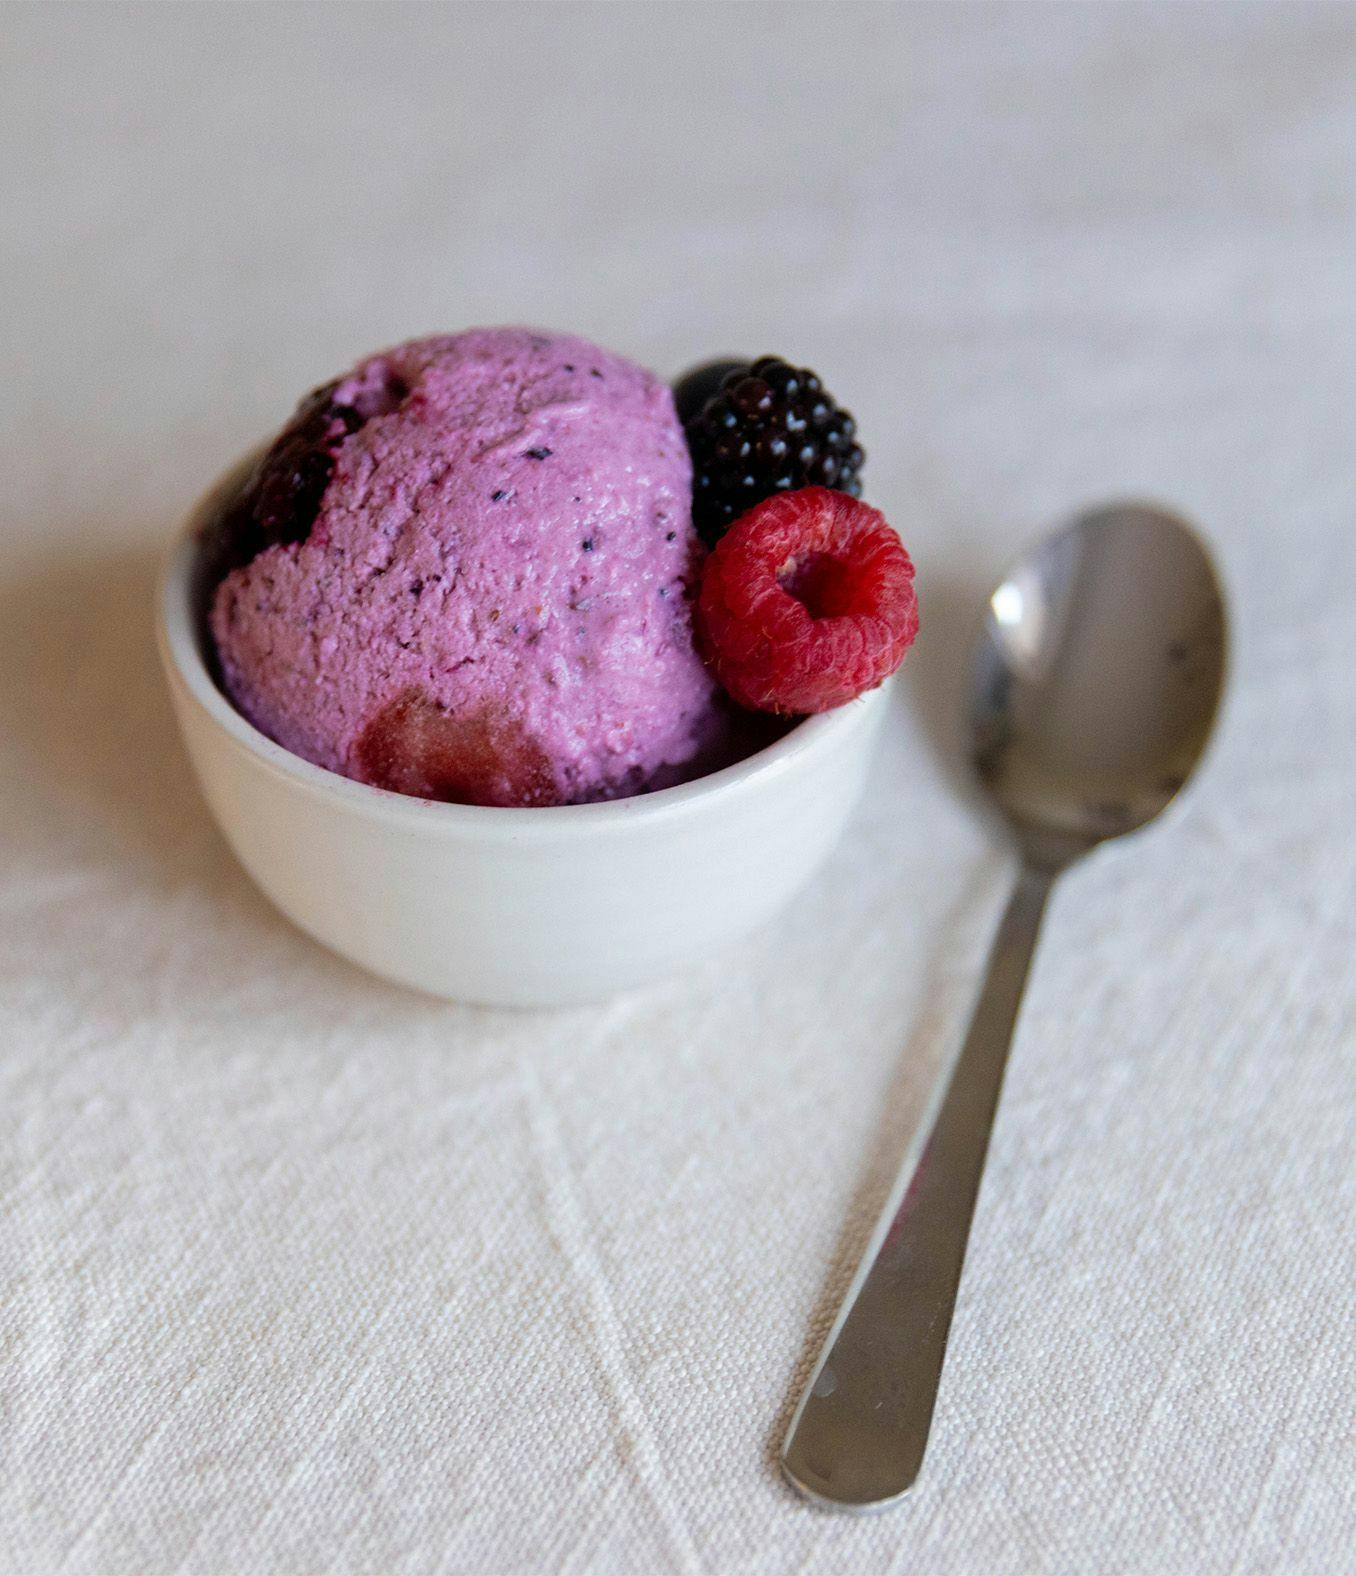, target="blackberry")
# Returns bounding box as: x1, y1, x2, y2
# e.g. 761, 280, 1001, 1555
204, 380, 364, 583
204, 369, 410, 583
678, 355, 865, 545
